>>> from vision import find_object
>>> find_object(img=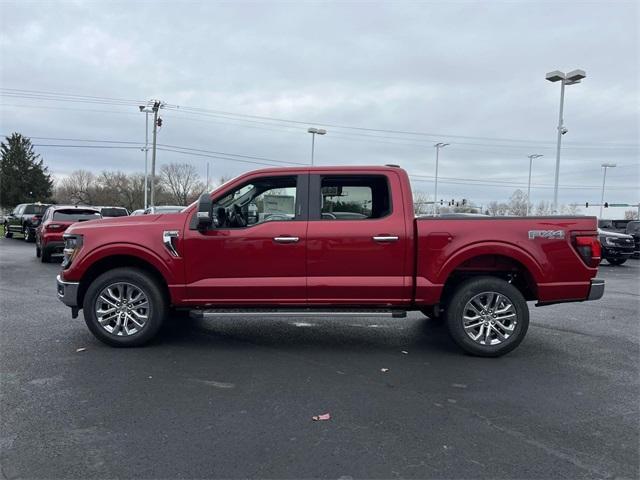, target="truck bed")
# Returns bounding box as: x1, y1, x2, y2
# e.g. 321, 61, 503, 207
414, 216, 599, 305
